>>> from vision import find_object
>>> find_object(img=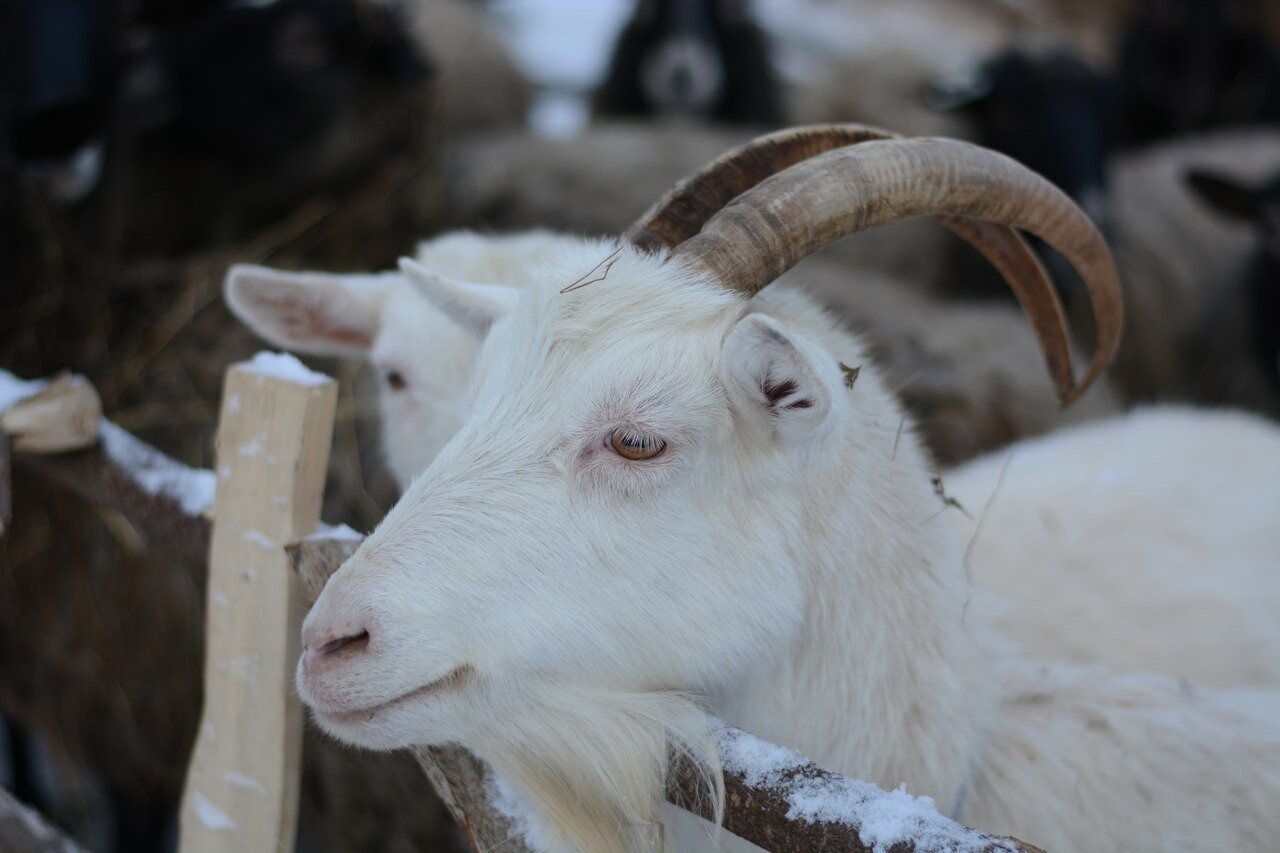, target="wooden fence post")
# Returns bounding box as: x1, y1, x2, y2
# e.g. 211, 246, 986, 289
179, 357, 337, 853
